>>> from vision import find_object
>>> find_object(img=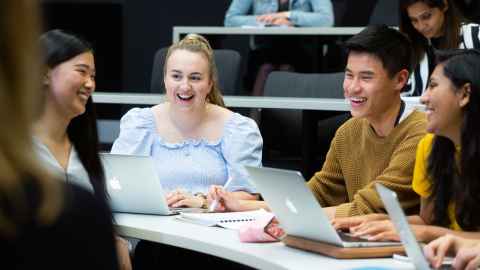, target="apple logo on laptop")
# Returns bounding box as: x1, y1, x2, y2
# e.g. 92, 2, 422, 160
109, 176, 122, 191
285, 197, 298, 214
